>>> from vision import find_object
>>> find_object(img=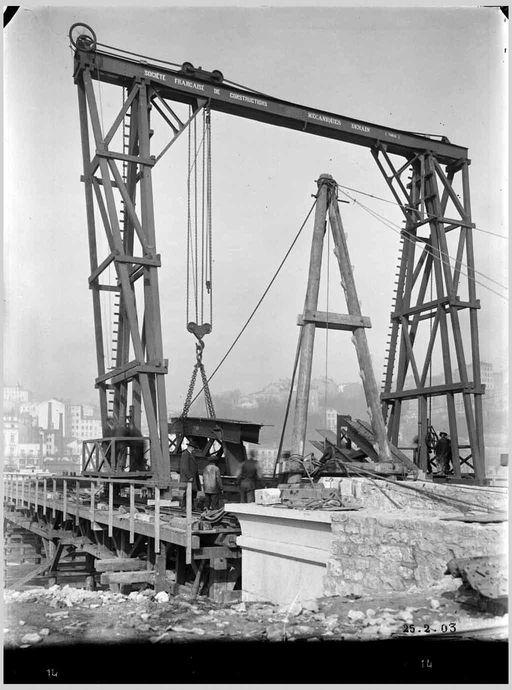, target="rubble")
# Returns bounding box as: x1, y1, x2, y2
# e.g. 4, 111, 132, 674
20, 633, 42, 645
154, 591, 170, 603
3, 574, 509, 648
